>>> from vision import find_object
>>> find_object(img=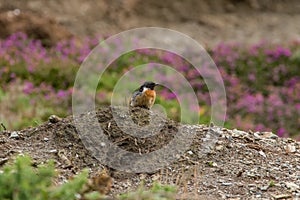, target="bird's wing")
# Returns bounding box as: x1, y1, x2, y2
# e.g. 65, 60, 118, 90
132, 89, 140, 97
